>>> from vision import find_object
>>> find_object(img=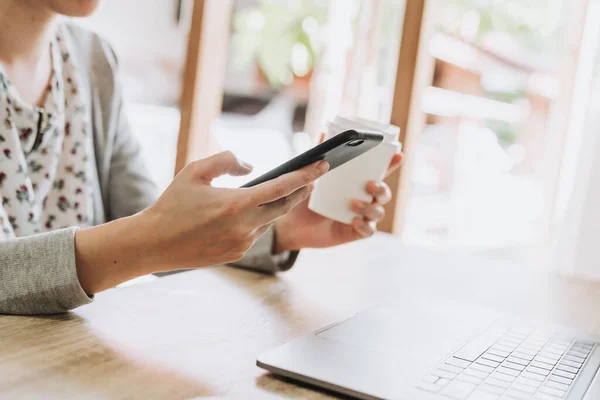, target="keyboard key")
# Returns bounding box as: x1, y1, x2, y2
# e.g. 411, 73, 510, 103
516, 377, 543, 388
439, 364, 464, 374
469, 390, 501, 400
437, 378, 451, 386
496, 366, 520, 377
521, 371, 546, 382
477, 358, 501, 369
552, 339, 572, 347
503, 361, 526, 372
525, 366, 550, 376
480, 383, 506, 395
572, 342, 592, 349
559, 359, 583, 369
552, 369, 576, 380
511, 383, 537, 394
423, 374, 439, 383
464, 368, 490, 379
544, 380, 570, 391
471, 363, 495, 374
573, 341, 594, 351
547, 375, 573, 385
526, 340, 548, 349
441, 380, 477, 399
505, 390, 532, 399
501, 338, 522, 346
567, 349, 588, 359
570, 346, 591, 356
542, 348, 564, 357
416, 382, 443, 393
456, 374, 483, 385
529, 361, 554, 371
446, 357, 472, 369
454, 335, 499, 363
488, 348, 511, 358
507, 356, 530, 366
433, 369, 458, 380
482, 353, 505, 363
547, 343, 569, 352
485, 377, 511, 389
512, 352, 535, 361
516, 348, 538, 357
572, 344, 594, 351
564, 354, 585, 363
520, 344, 543, 353
539, 386, 566, 398
490, 372, 516, 383
497, 341, 519, 351
535, 355, 559, 365
539, 352, 562, 362
493, 344, 515, 353
554, 364, 578, 374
